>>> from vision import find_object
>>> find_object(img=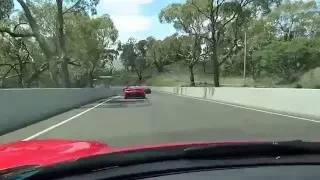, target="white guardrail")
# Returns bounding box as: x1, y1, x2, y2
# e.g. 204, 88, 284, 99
150, 87, 320, 118
0, 88, 117, 136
